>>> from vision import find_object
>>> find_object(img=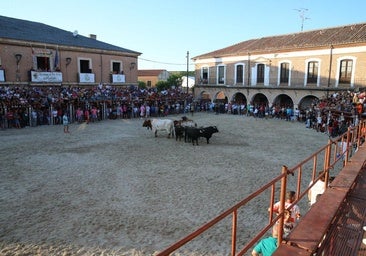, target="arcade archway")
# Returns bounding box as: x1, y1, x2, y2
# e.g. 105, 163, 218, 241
272, 94, 294, 107
232, 92, 247, 105
298, 95, 319, 110
252, 93, 269, 106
